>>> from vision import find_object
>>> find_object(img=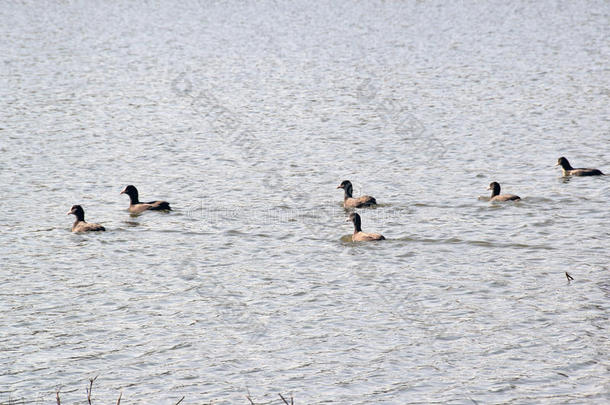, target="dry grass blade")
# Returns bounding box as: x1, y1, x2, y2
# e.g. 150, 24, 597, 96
175, 396, 185, 405
245, 387, 256, 405
116, 392, 122, 405
0, 400, 27, 405
56, 388, 61, 405
278, 393, 293, 405
86, 375, 98, 405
